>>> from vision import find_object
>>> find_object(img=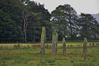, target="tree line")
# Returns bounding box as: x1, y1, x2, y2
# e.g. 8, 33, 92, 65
0, 0, 99, 43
